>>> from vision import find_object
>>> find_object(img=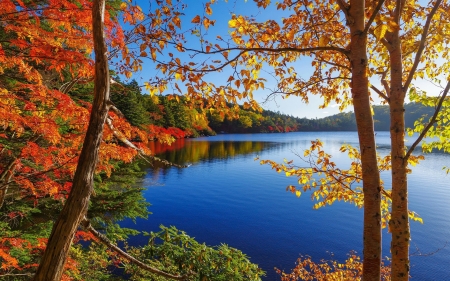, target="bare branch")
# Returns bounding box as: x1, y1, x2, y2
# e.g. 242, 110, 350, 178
403, 0, 443, 91
370, 85, 390, 102
405, 79, 450, 160
105, 117, 190, 169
